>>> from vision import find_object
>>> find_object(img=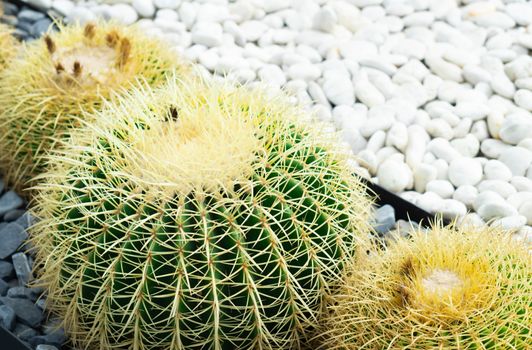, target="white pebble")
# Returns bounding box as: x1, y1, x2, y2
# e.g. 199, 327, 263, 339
414, 163, 438, 192
484, 160, 512, 181
427, 138, 462, 163
386, 123, 408, 152
453, 185, 478, 208
491, 215, 527, 231
287, 63, 321, 81
133, 0, 156, 18
322, 76, 354, 106
481, 139, 511, 159
511, 176, 532, 192
477, 201, 518, 222
109, 4, 138, 25
405, 125, 429, 169
514, 89, 532, 112
377, 159, 413, 192
417, 191, 443, 213
354, 79, 385, 107
440, 199, 467, 219
450, 134, 479, 158
154, 0, 180, 9
454, 102, 490, 121
191, 22, 223, 47
498, 146, 532, 177
518, 201, 532, 225
312, 6, 337, 32
258, 65, 286, 87
499, 113, 532, 145
478, 180, 517, 199
426, 179, 454, 198
448, 157, 483, 187
426, 119, 454, 140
